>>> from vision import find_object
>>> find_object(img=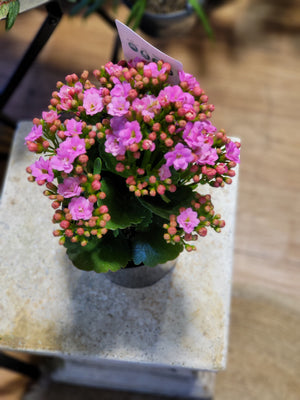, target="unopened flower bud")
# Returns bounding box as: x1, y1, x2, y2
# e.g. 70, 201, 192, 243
164, 233, 171, 241
99, 205, 108, 214
91, 180, 101, 191
88, 194, 97, 203
152, 123, 161, 132
137, 168, 145, 175
157, 185, 166, 195
75, 166, 83, 174
78, 154, 89, 164
165, 138, 173, 147
65, 229, 73, 237
168, 227, 177, 235
60, 220, 70, 229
